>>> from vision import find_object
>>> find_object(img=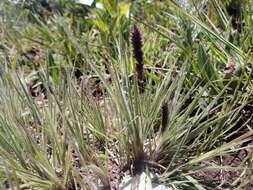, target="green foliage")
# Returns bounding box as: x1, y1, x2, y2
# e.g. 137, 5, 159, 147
88, 0, 131, 55
0, 0, 253, 189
